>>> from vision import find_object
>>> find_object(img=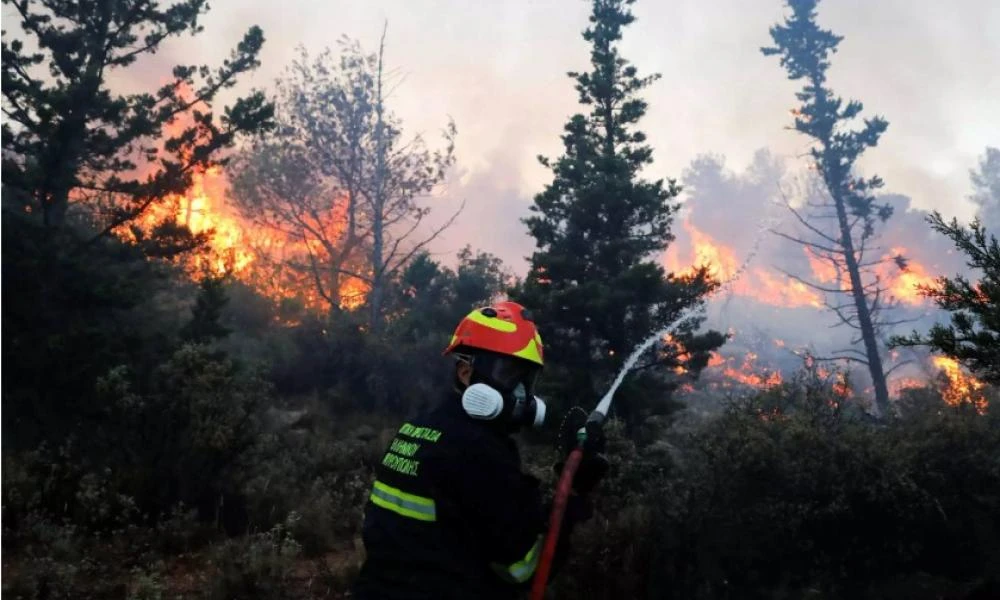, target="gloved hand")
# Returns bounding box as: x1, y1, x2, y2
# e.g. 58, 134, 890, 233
571, 450, 609, 495
554, 409, 609, 496
556, 408, 606, 455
